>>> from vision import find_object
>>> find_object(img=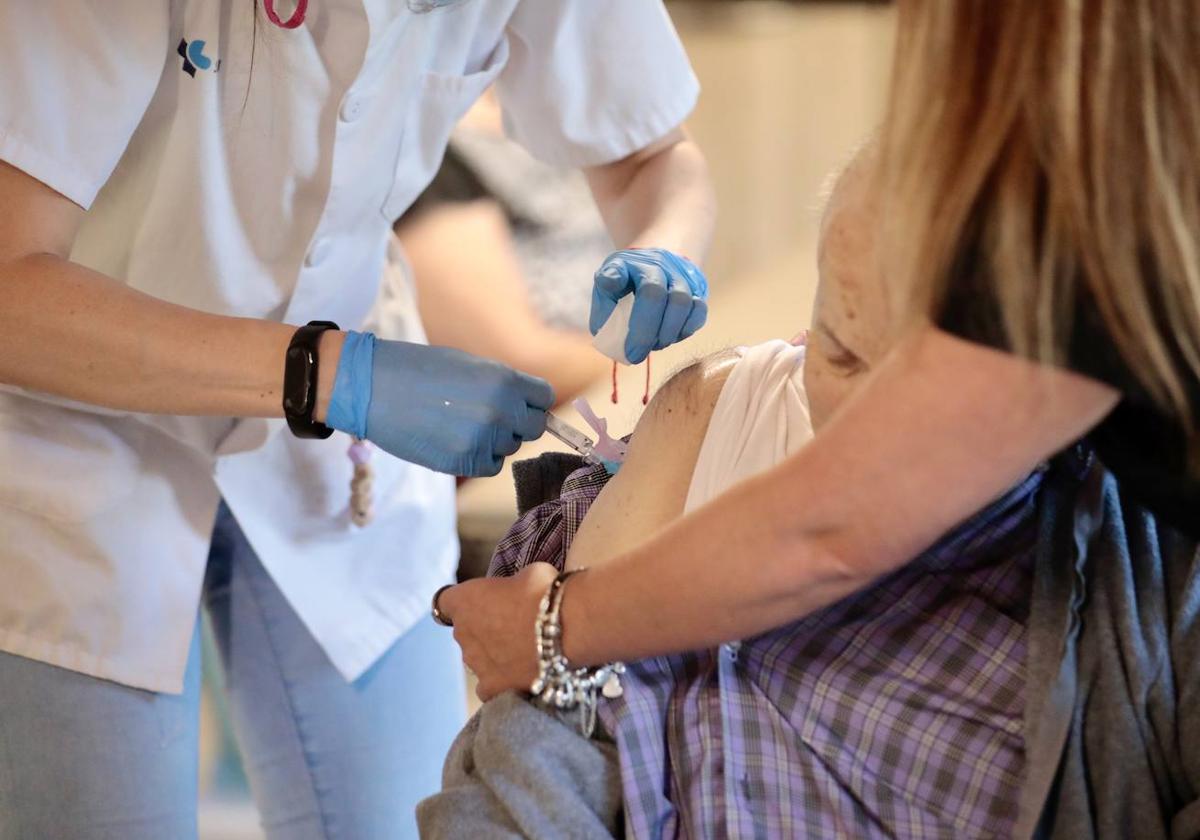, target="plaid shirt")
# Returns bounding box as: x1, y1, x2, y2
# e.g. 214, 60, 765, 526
489, 464, 1040, 839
